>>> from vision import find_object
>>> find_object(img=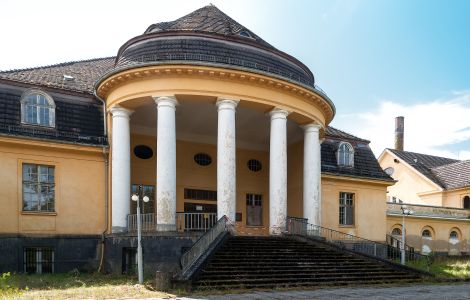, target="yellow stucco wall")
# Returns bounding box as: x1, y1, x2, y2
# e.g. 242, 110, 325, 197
130, 134, 270, 232
443, 189, 470, 208
387, 216, 470, 255
322, 176, 388, 242
0, 137, 106, 235
379, 151, 442, 205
